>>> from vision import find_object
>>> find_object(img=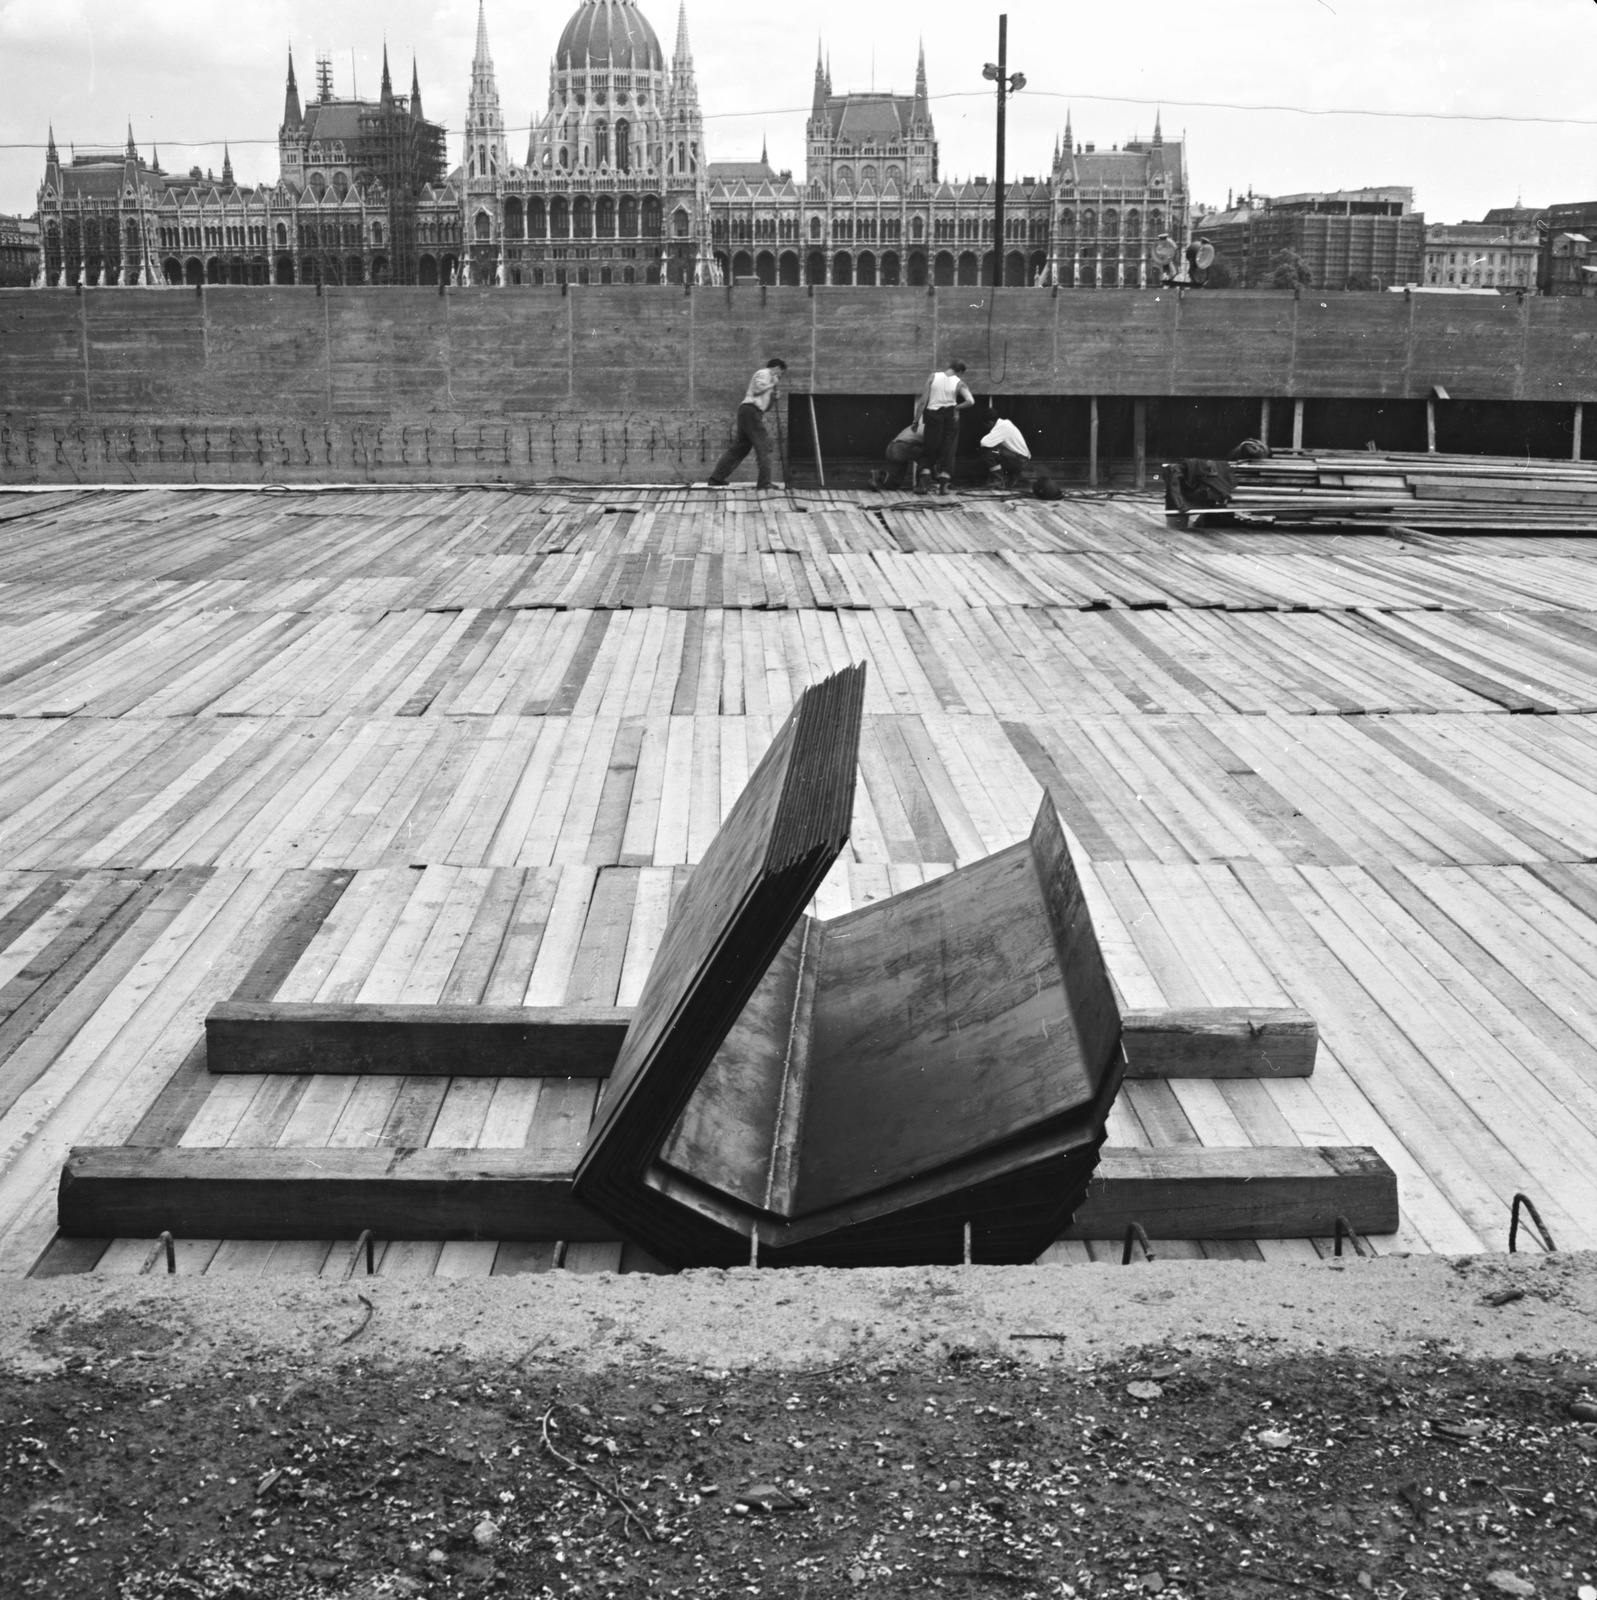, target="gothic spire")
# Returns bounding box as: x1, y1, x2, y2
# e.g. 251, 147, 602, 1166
1152, 108, 1162, 148
283, 47, 303, 129
473, 0, 491, 71
46, 123, 58, 165
914, 39, 928, 107
221, 144, 234, 186
811, 40, 828, 122
410, 57, 423, 118
126, 121, 137, 159
380, 42, 393, 107
1063, 105, 1073, 154
671, 1, 699, 112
